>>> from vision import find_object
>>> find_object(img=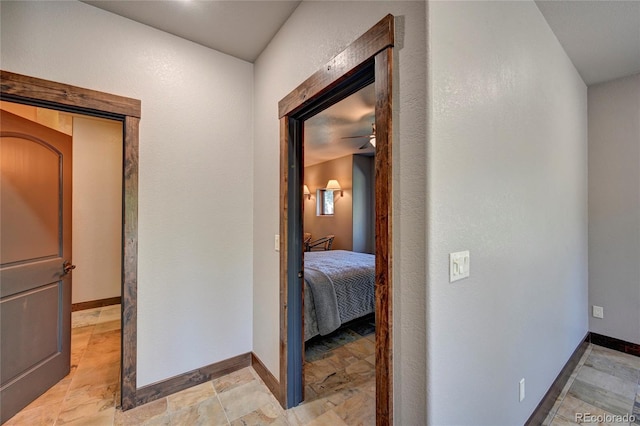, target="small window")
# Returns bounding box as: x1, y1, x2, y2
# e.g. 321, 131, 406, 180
316, 189, 334, 216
